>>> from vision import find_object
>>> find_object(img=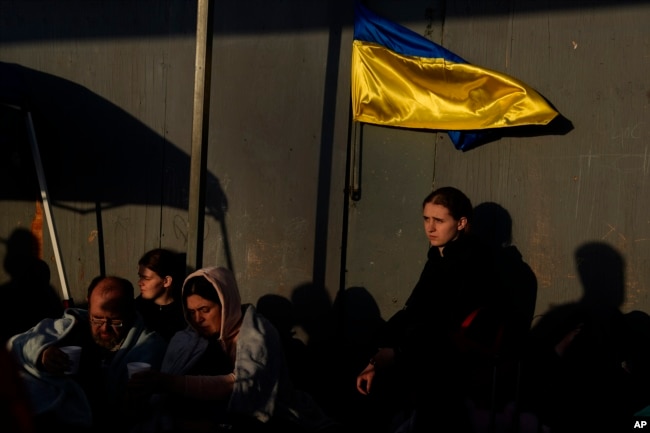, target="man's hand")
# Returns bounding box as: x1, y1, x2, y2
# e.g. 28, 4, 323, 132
356, 362, 376, 395
356, 347, 396, 395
